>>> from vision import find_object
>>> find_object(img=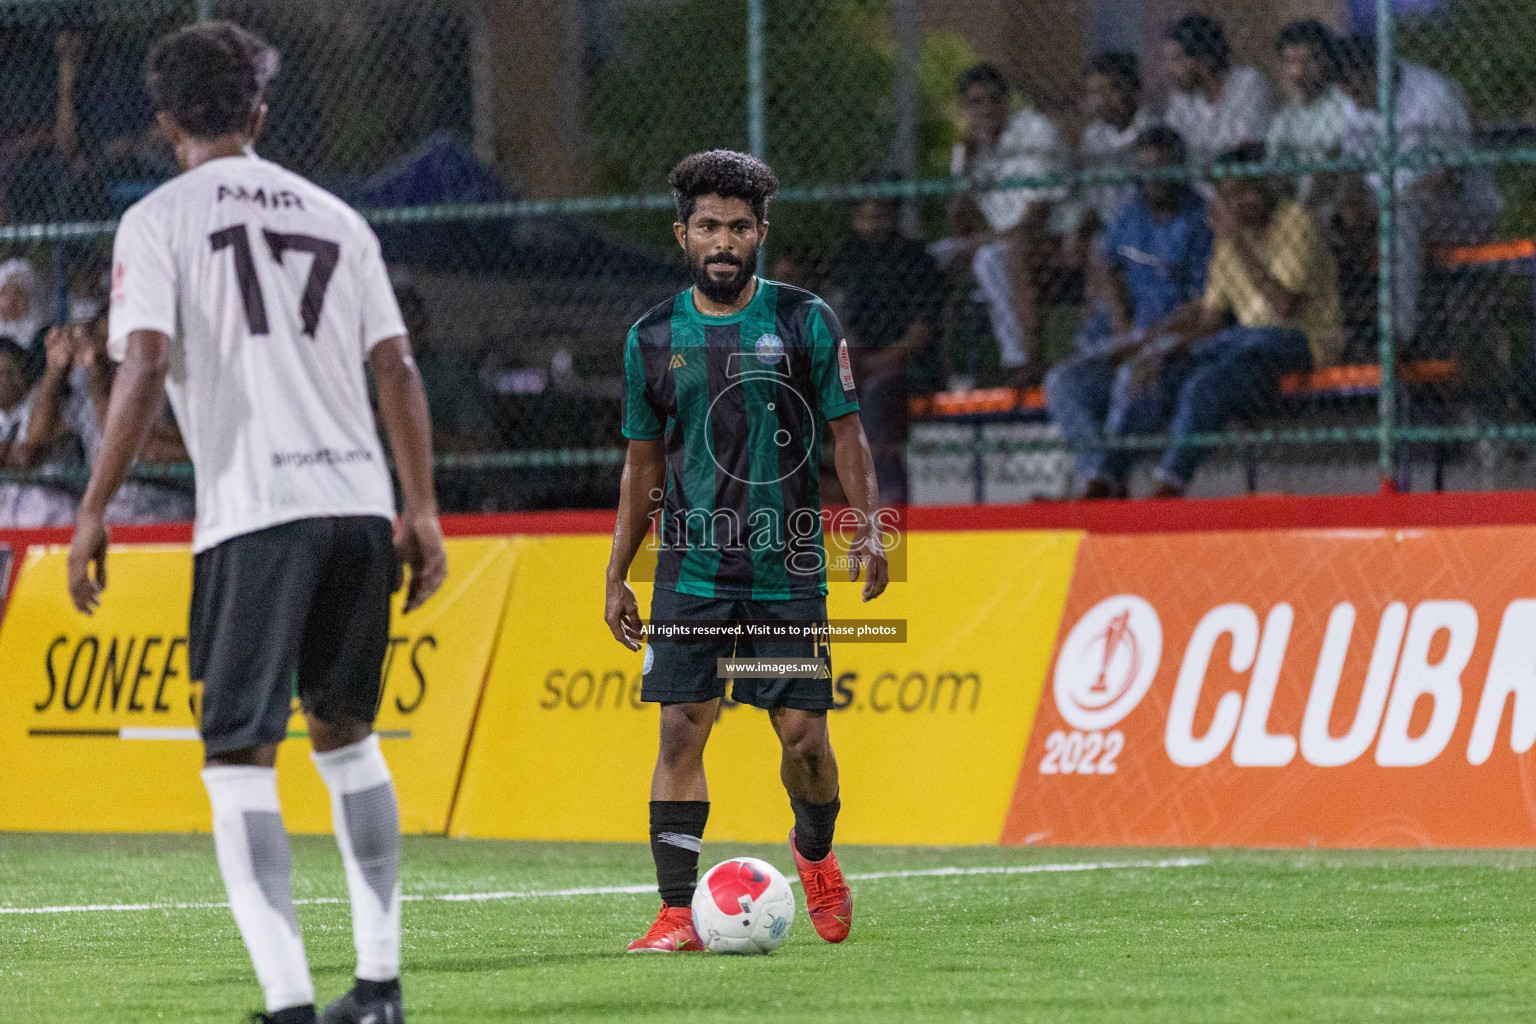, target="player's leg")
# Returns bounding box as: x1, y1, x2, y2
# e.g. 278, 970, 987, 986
771, 707, 840, 847
737, 596, 854, 942
192, 524, 325, 1022
295, 517, 405, 1023
629, 588, 731, 952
